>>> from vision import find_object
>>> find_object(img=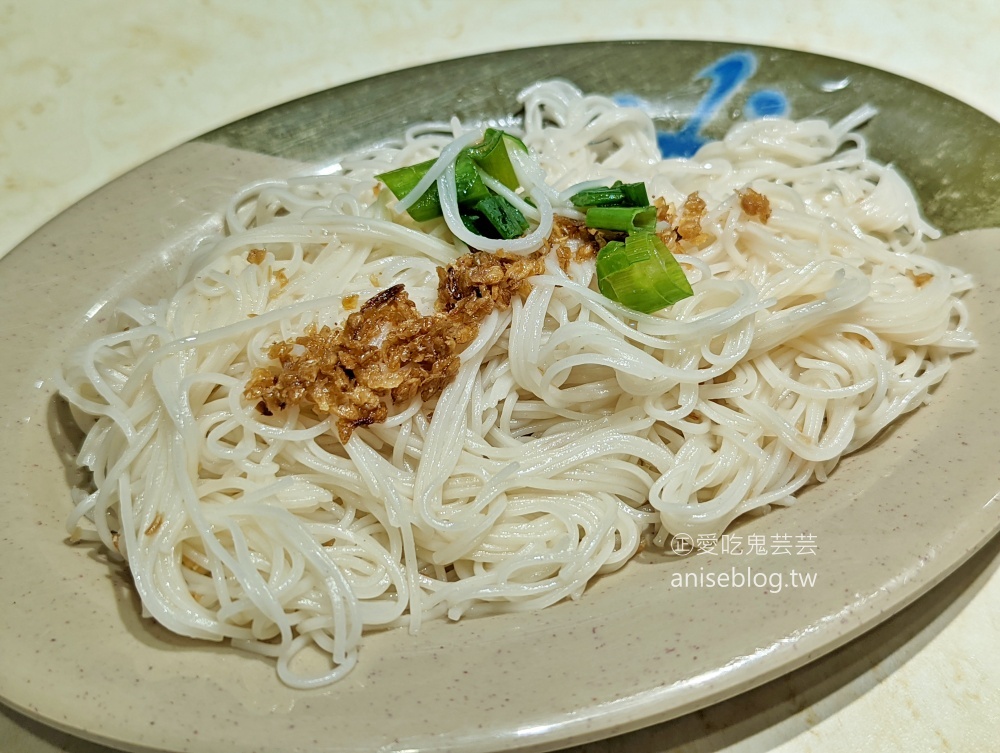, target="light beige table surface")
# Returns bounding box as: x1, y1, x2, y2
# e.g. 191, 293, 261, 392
3, 2, 1000, 751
